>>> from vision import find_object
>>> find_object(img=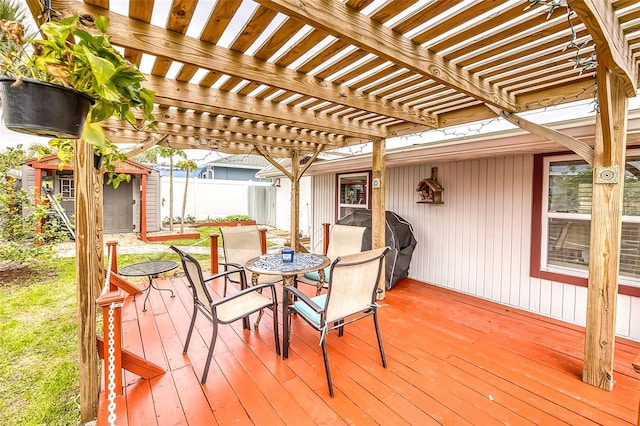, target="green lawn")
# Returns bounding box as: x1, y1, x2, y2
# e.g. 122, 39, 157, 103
0, 258, 79, 425
0, 250, 207, 425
